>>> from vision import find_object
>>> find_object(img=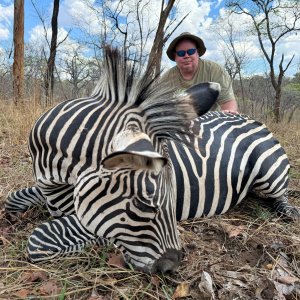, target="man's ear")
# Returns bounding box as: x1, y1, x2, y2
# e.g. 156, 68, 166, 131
182, 82, 220, 116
